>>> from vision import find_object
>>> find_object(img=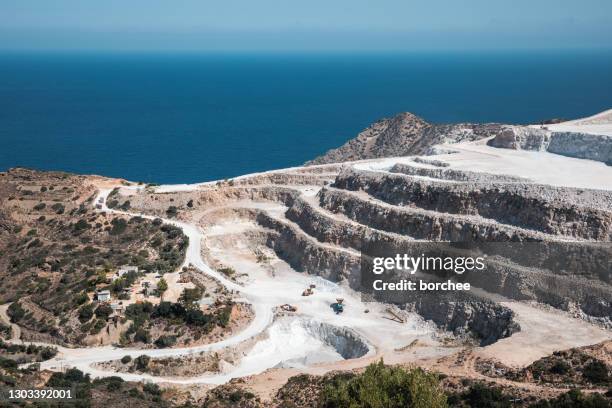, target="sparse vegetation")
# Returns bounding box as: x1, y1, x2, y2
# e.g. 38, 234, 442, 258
321, 360, 447, 408
530, 389, 611, 408
583, 360, 610, 385
0, 168, 188, 345
0, 339, 58, 363
121, 298, 235, 346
